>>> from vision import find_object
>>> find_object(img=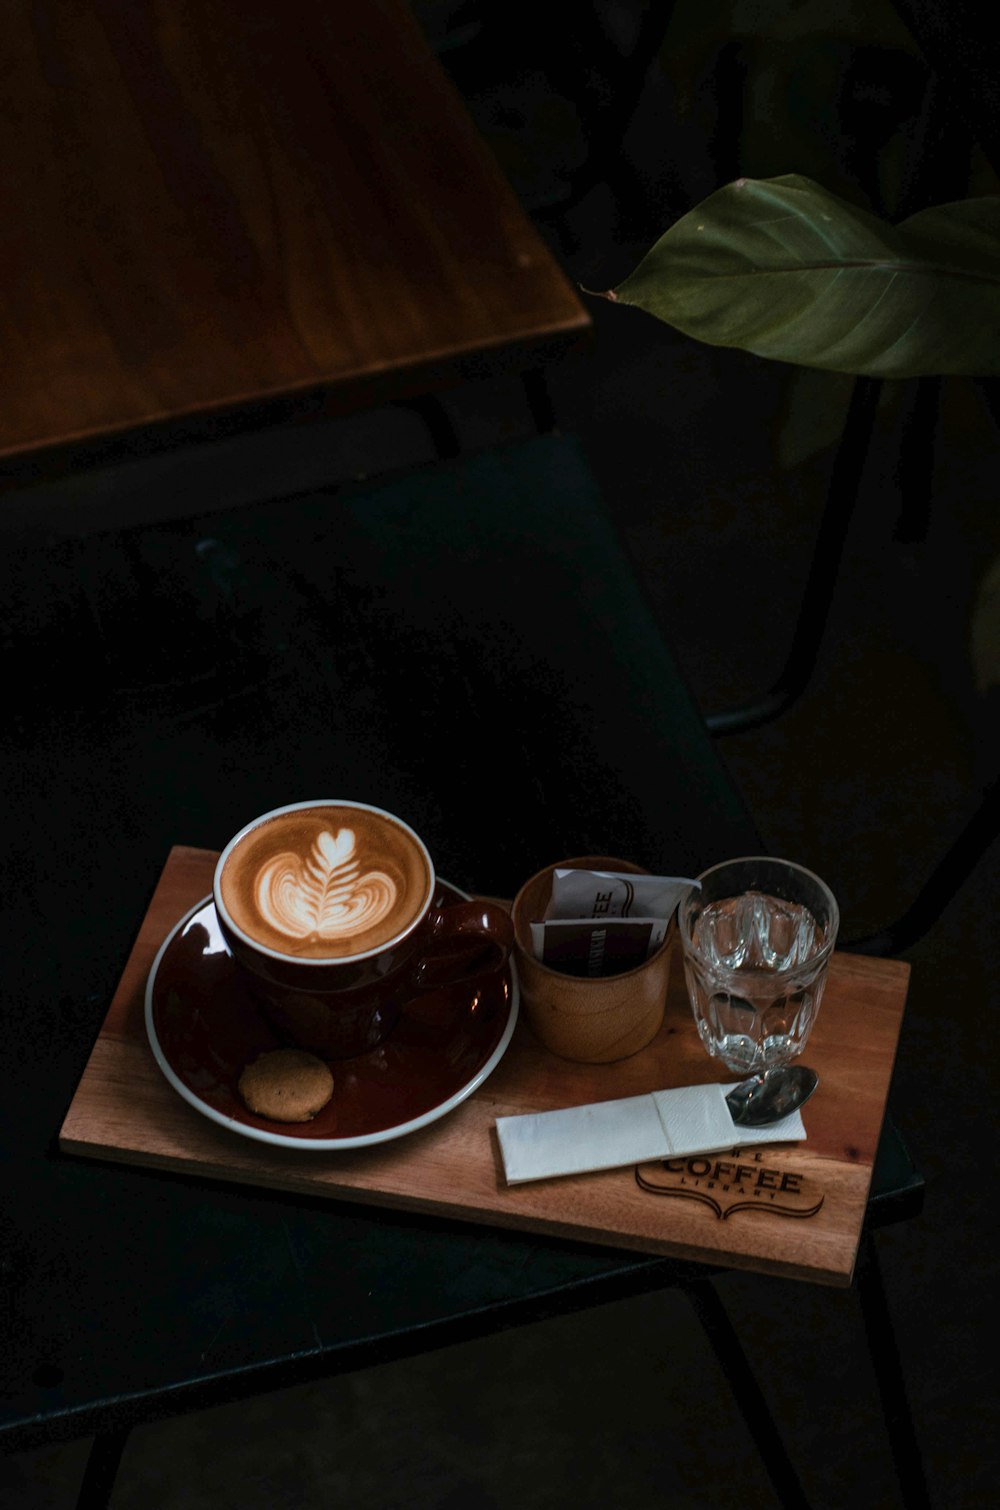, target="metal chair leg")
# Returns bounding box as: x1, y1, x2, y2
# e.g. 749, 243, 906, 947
841, 770, 1000, 955
395, 378, 559, 455
705, 376, 882, 736
392, 395, 462, 459
76, 1426, 131, 1510
891, 375, 943, 545
854, 1231, 933, 1509
682, 1278, 812, 1510
521, 368, 558, 435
